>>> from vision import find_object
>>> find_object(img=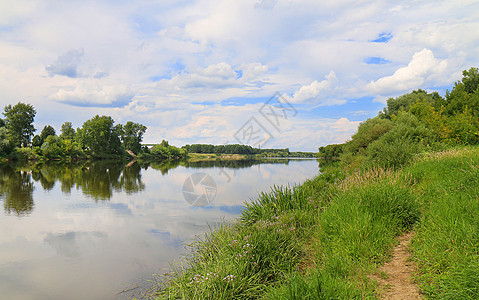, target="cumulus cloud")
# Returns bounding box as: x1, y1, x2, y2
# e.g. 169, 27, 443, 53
202, 62, 236, 79
366, 48, 448, 96
165, 62, 268, 90
45, 48, 84, 78
50, 80, 133, 108
240, 62, 268, 81
292, 71, 343, 105
167, 62, 237, 89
